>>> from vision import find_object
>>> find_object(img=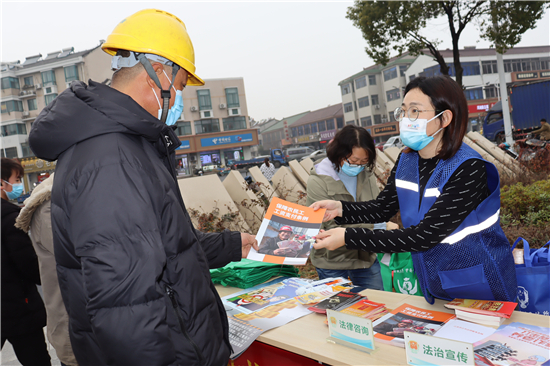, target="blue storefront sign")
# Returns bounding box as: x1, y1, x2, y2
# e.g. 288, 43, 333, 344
176, 140, 190, 150
201, 133, 253, 147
